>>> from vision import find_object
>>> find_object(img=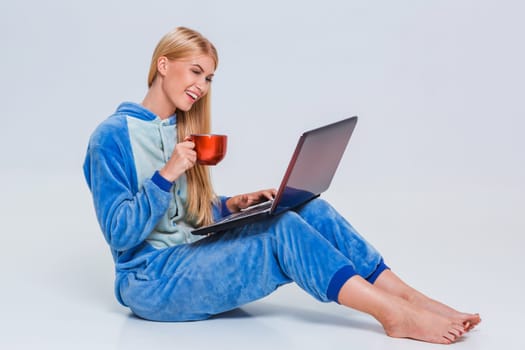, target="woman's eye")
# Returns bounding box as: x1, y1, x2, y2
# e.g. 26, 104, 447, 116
192, 70, 201, 75
205, 77, 213, 83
